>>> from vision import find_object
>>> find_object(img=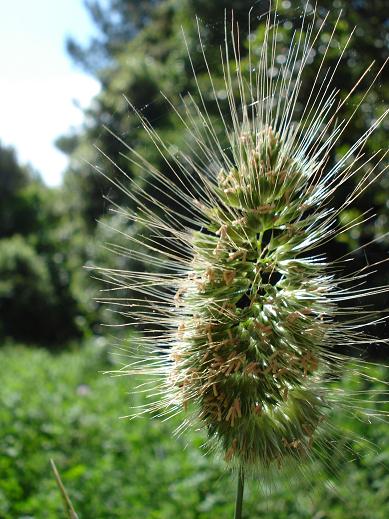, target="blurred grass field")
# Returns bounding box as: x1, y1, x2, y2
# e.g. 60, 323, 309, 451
1, 341, 388, 519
